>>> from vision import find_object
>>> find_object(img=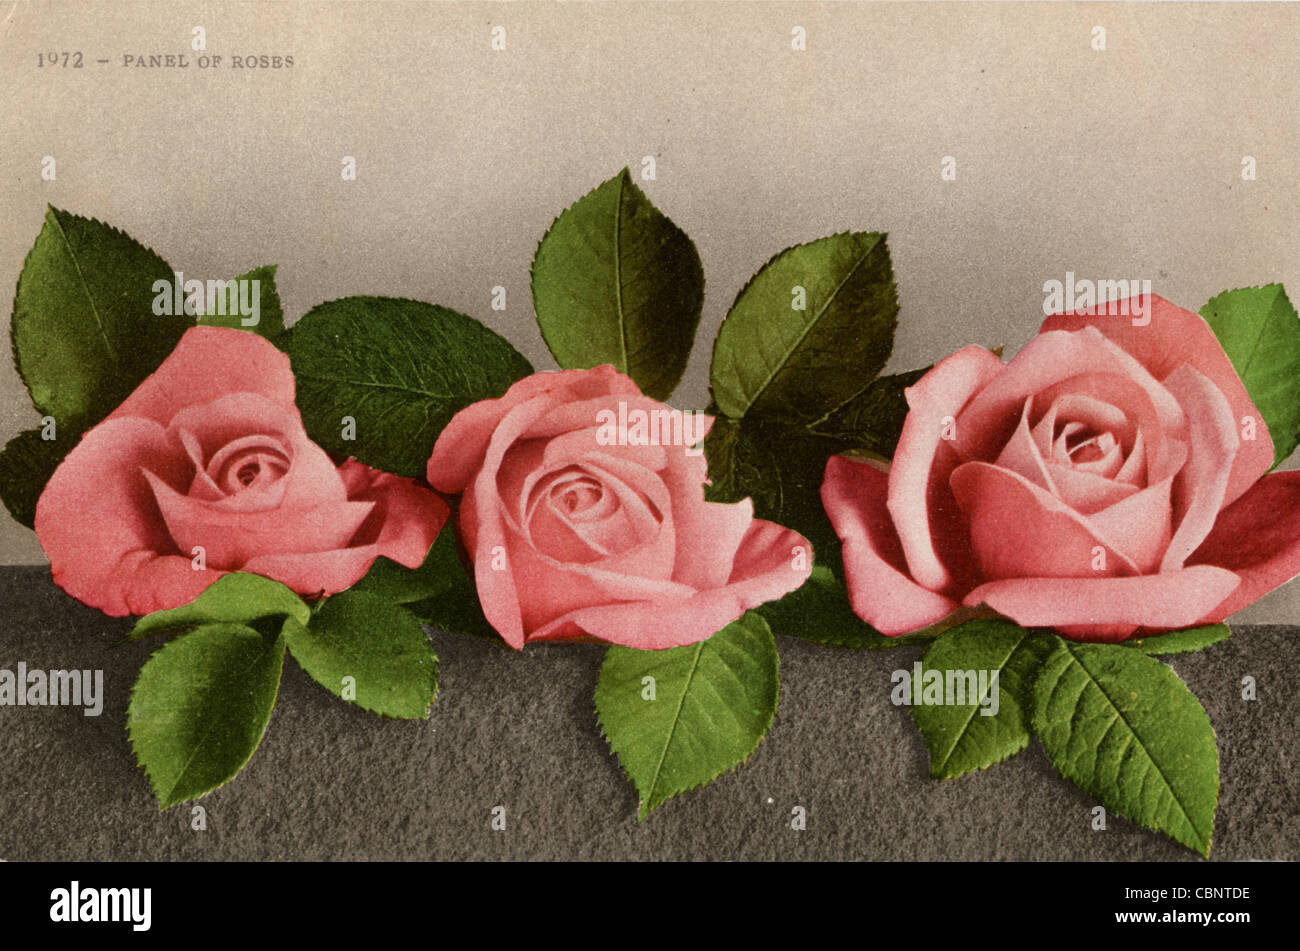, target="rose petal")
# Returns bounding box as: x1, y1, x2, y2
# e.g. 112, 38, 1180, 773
166, 393, 348, 510
506, 532, 699, 635
888, 345, 1004, 591
994, 397, 1058, 493
955, 328, 1184, 464
1159, 364, 1239, 572
467, 393, 563, 648
34, 417, 226, 616
528, 519, 811, 648
1189, 470, 1300, 620
146, 472, 375, 570
1042, 294, 1273, 507
659, 448, 755, 593
242, 546, 384, 597
1044, 464, 1140, 513
962, 567, 1241, 635
338, 460, 450, 570
108, 326, 296, 424
1078, 475, 1174, 574
823, 455, 958, 635
427, 365, 639, 494
950, 461, 1140, 579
